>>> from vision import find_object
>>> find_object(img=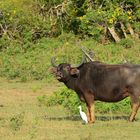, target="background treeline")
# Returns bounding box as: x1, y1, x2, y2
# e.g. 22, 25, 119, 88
0, 0, 139, 44
0, 0, 140, 81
